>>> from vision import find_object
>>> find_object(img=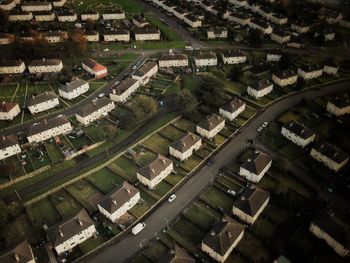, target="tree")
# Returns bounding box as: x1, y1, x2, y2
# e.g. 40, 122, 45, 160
247, 29, 262, 47
0, 161, 22, 179
129, 95, 158, 120
228, 66, 242, 81
198, 75, 226, 106
178, 89, 197, 114
279, 52, 292, 71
